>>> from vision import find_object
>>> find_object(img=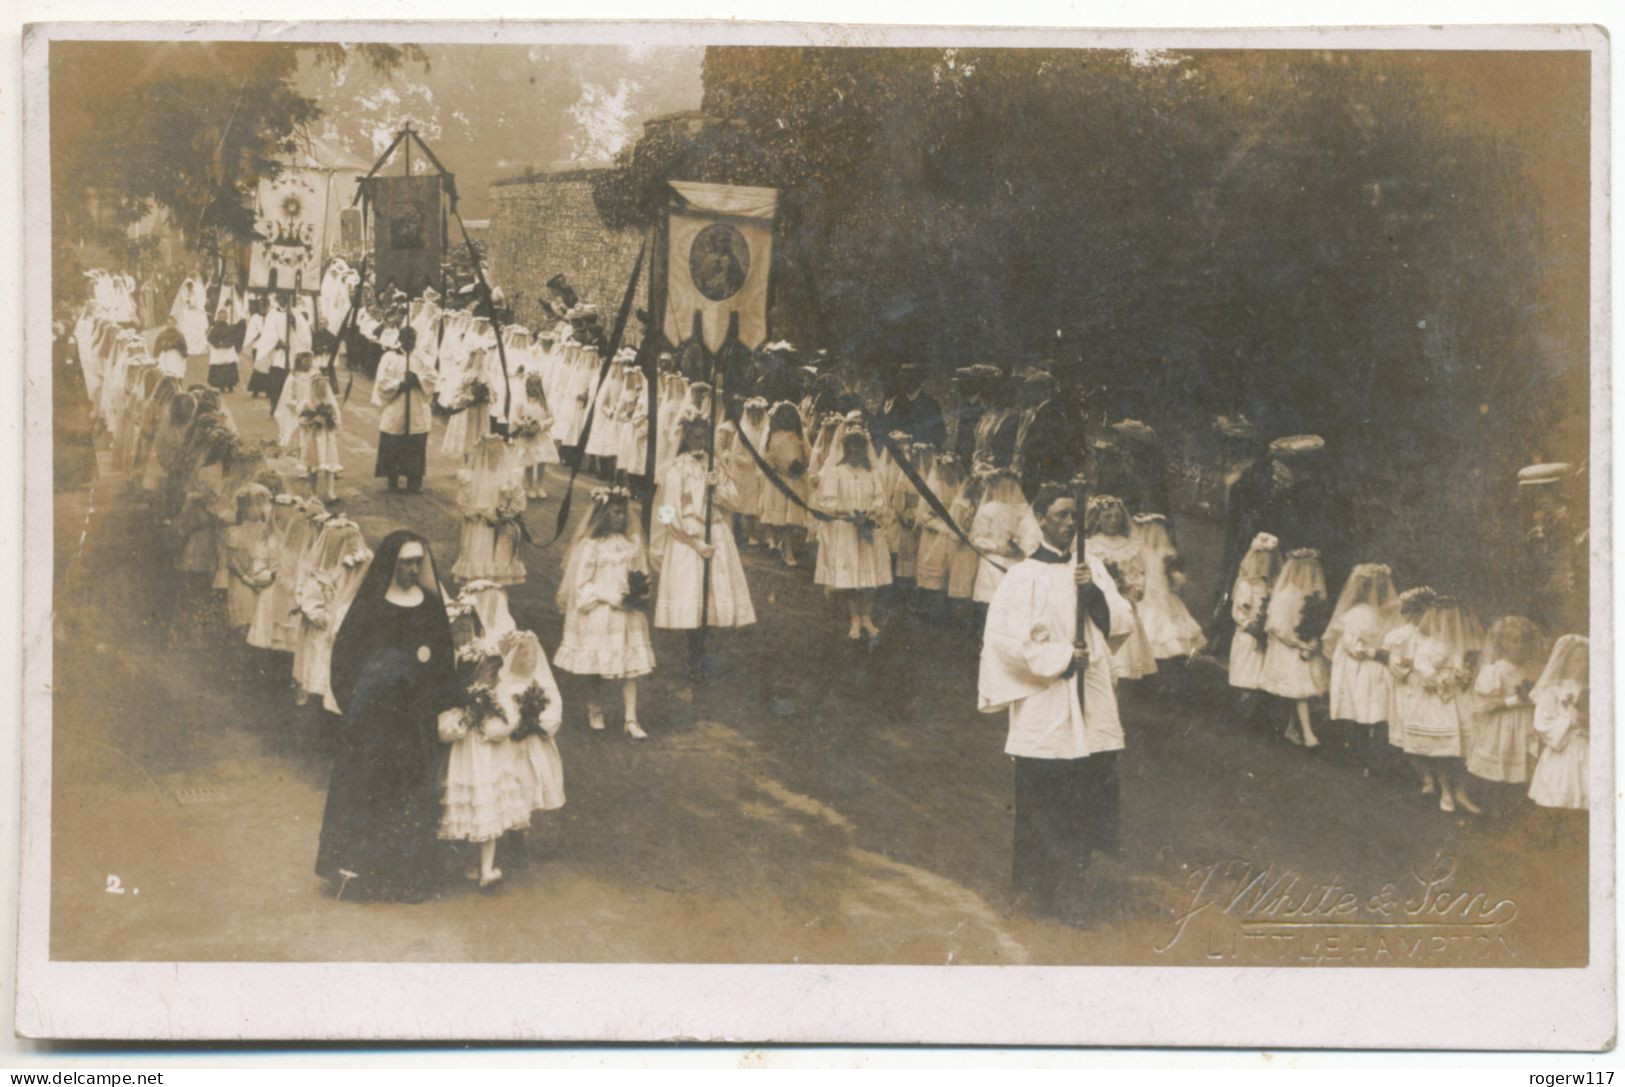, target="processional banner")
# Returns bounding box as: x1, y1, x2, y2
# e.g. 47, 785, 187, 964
248, 167, 328, 291
663, 181, 778, 353
370, 175, 445, 298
